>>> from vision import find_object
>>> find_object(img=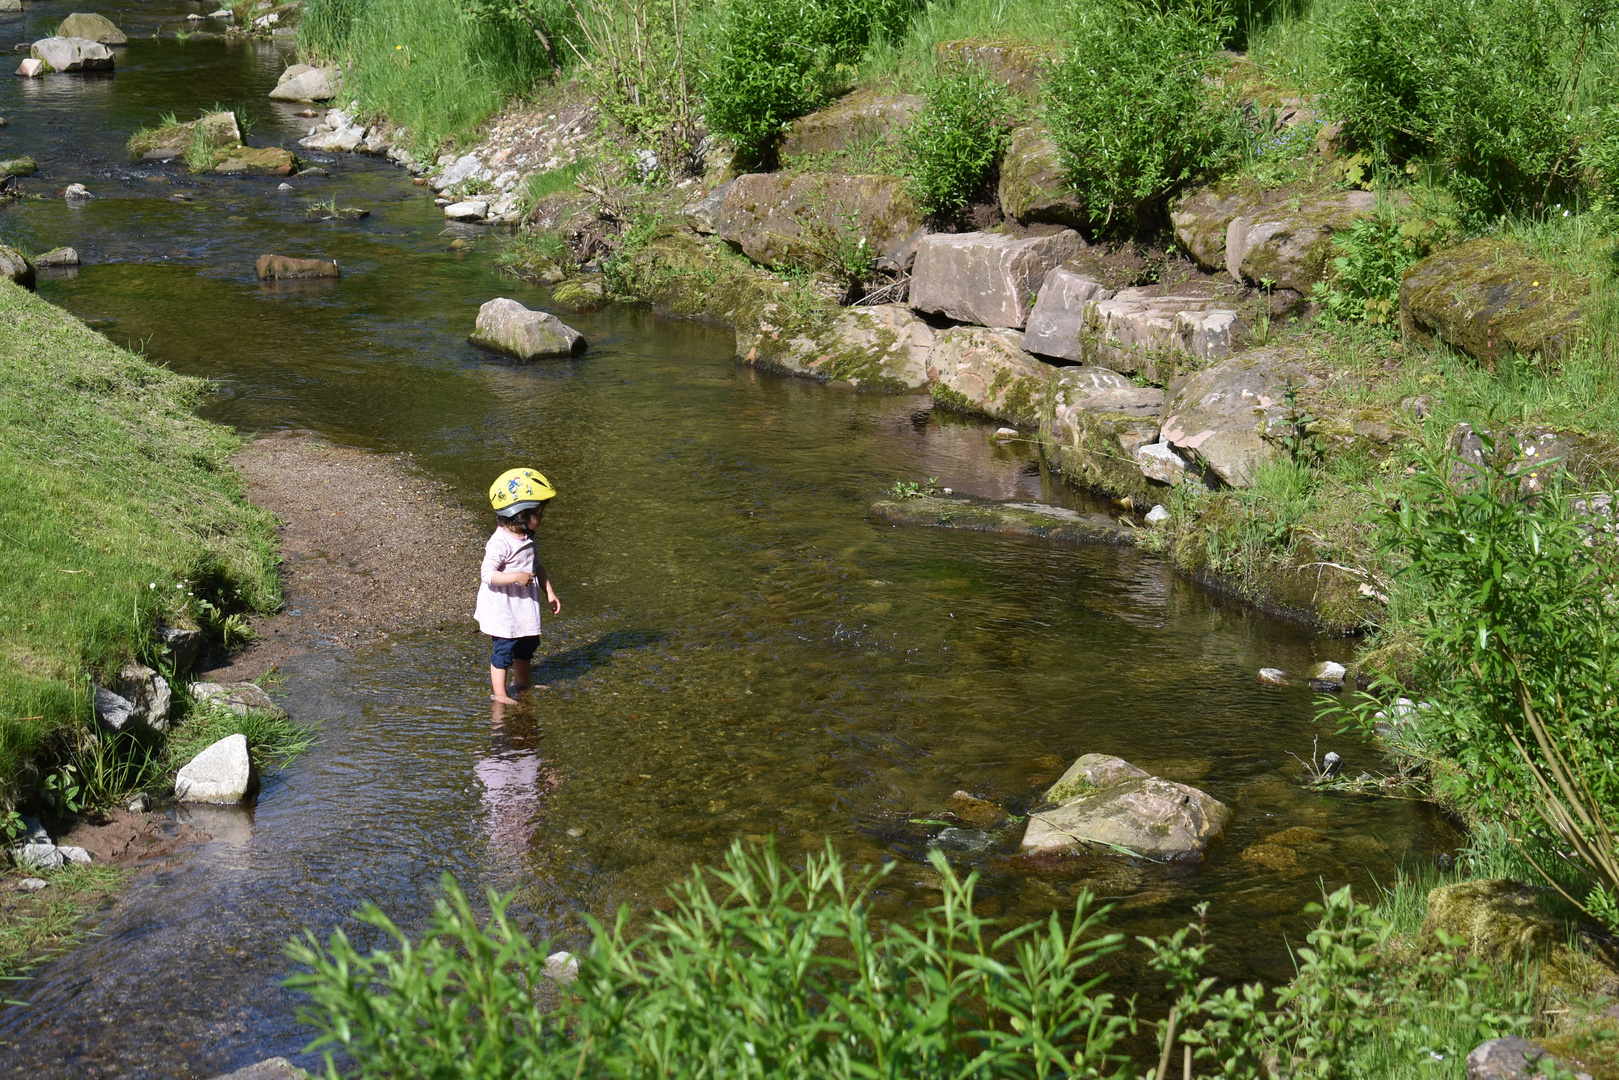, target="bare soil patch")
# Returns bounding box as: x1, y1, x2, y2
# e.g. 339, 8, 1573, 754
199, 431, 483, 682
